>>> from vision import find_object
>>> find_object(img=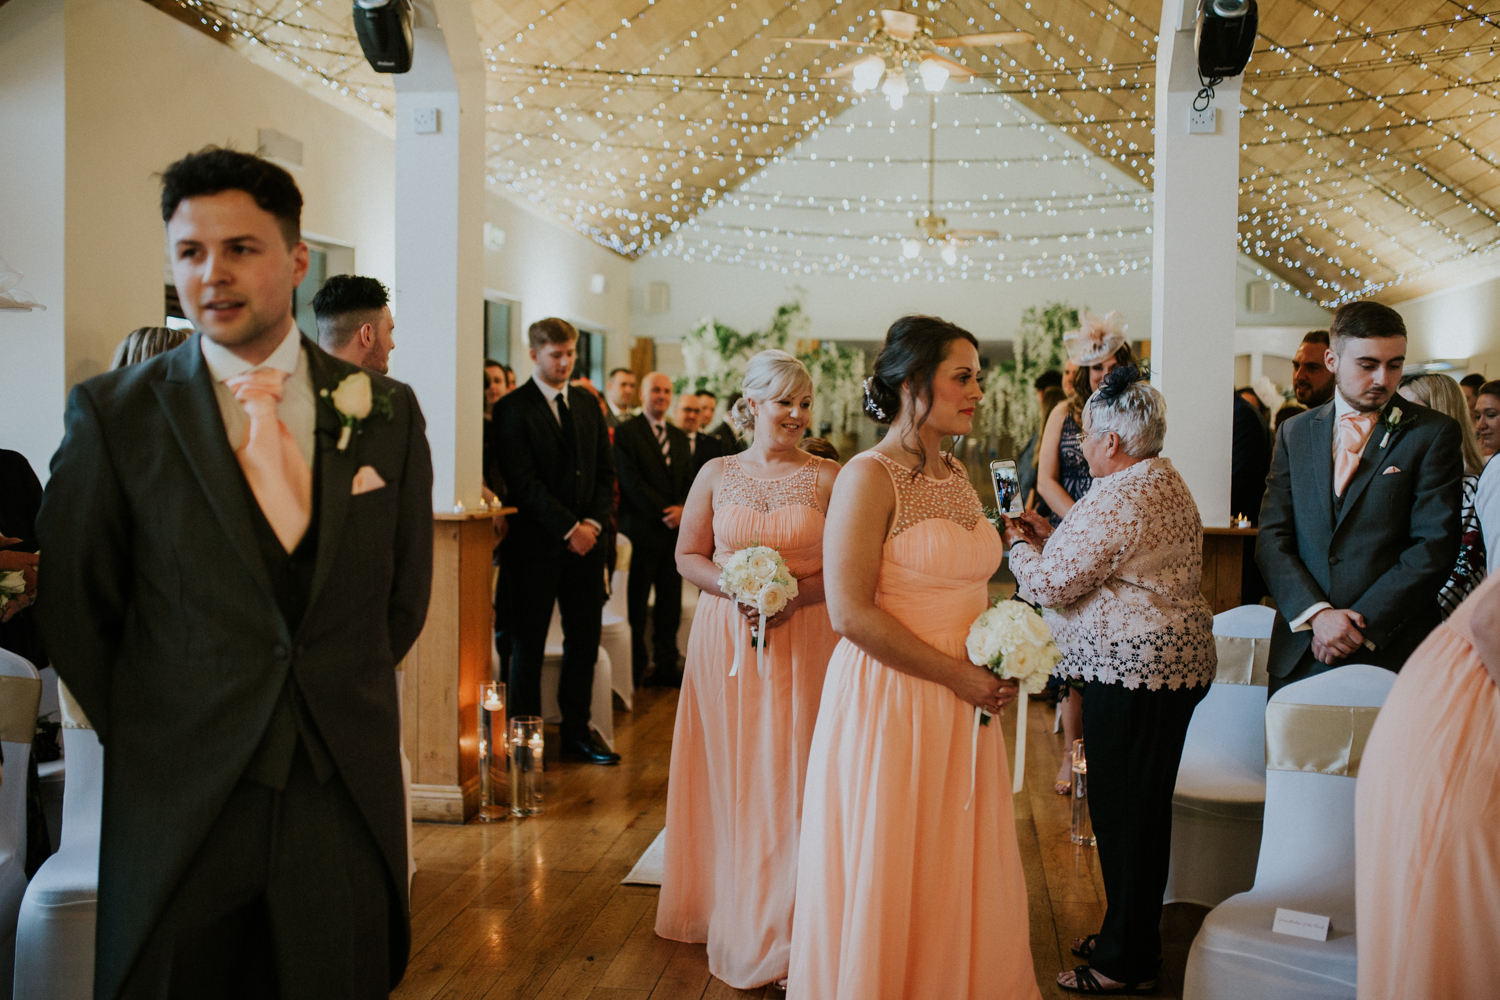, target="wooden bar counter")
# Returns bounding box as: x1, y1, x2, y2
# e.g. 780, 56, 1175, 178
1201, 526, 1258, 615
